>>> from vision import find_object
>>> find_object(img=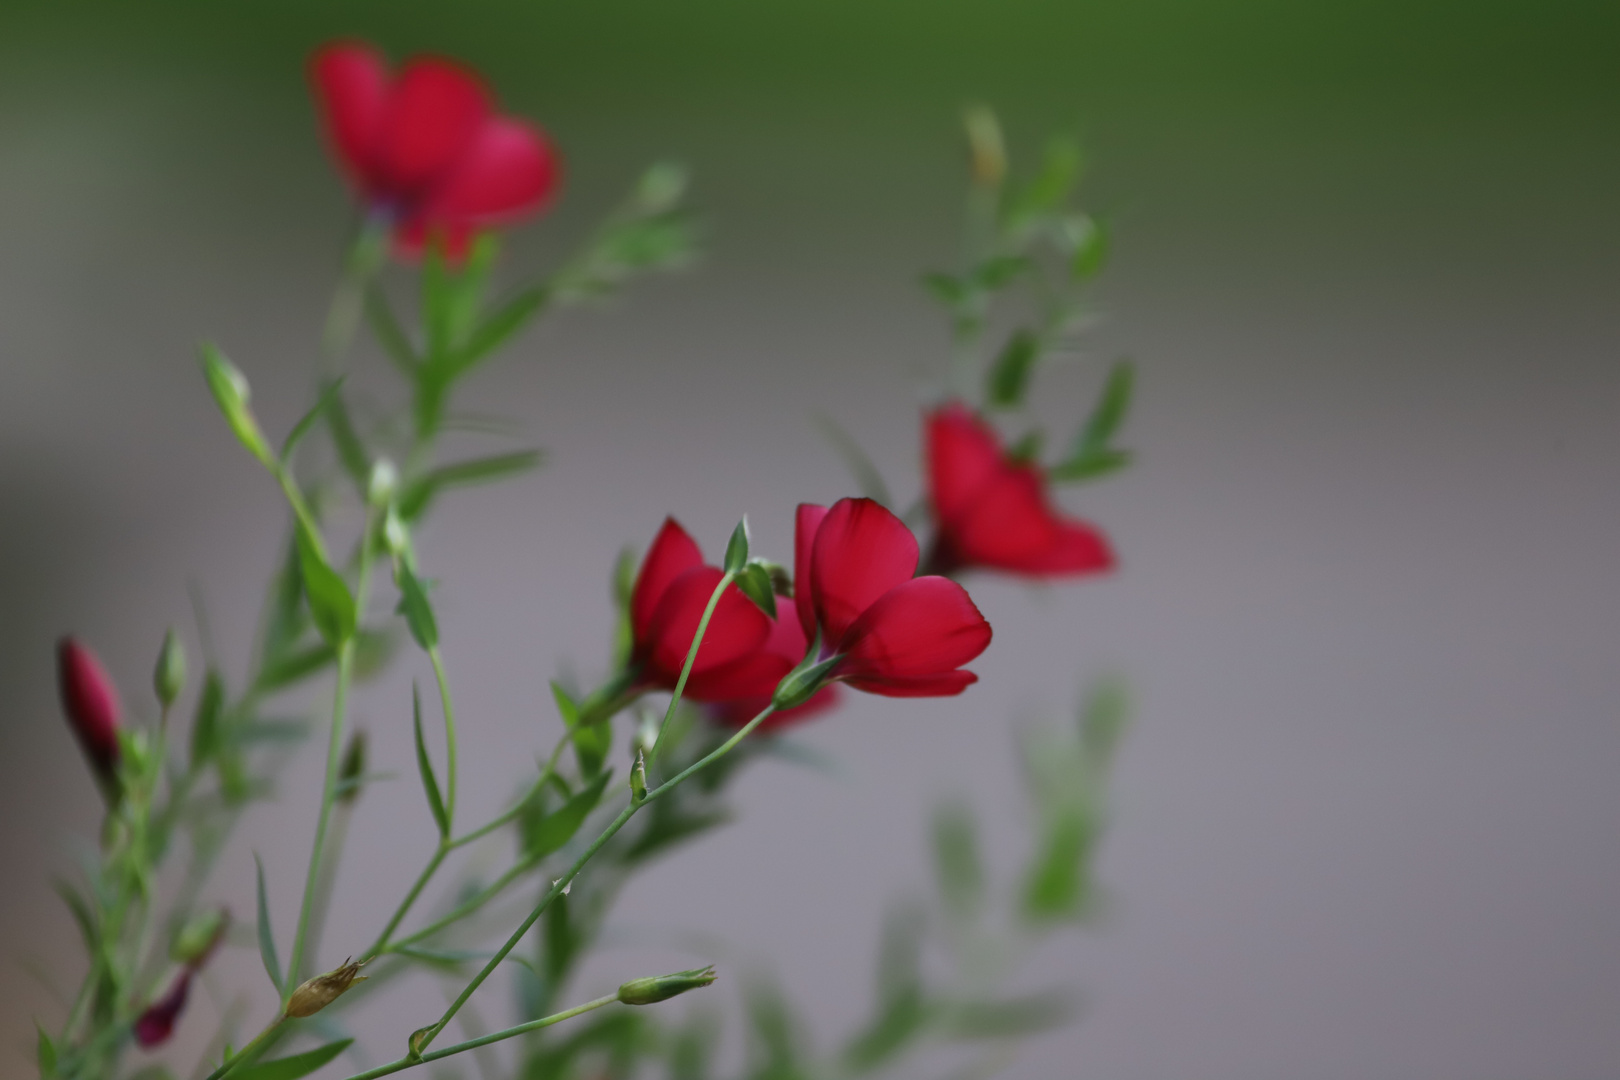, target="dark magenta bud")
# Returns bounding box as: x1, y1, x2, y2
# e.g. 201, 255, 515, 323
134, 970, 192, 1048
57, 637, 122, 798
